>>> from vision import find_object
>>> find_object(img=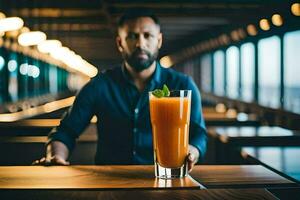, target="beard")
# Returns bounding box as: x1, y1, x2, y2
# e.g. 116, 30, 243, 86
122, 48, 158, 72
